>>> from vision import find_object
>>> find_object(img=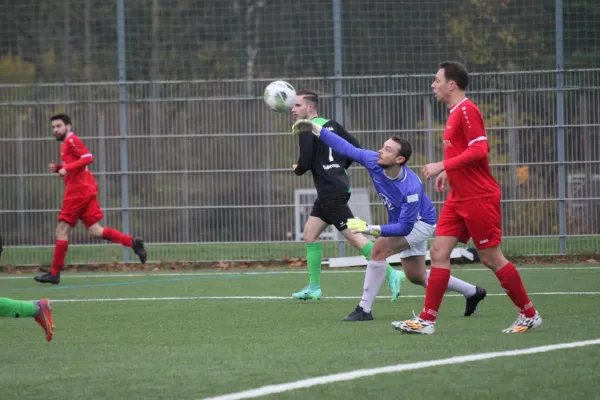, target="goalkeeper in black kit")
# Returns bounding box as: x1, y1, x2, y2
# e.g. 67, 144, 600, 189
291, 89, 405, 302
